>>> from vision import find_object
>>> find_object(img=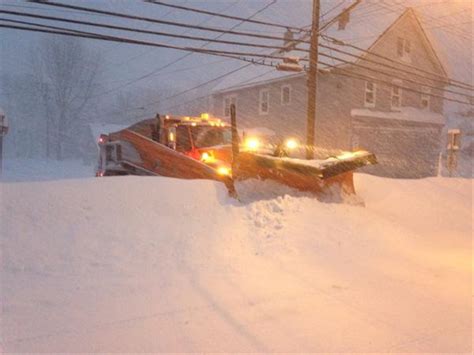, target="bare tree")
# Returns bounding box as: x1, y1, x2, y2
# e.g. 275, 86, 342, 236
30, 36, 102, 160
